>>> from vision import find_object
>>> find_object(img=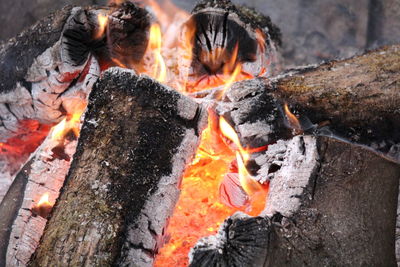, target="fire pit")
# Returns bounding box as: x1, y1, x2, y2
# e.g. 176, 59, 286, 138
0, 0, 400, 266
